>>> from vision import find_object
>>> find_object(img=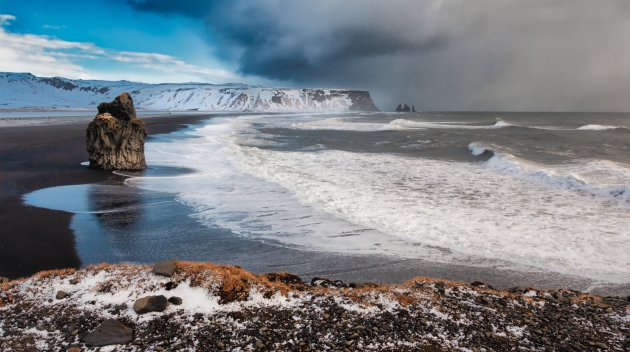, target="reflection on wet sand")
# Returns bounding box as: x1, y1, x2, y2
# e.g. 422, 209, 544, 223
88, 183, 143, 230
23, 166, 195, 265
